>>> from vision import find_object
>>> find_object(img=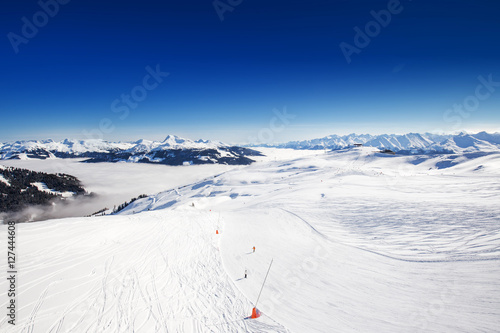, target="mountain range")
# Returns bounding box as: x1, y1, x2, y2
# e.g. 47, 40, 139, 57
251, 132, 500, 154
2, 132, 500, 165
0, 135, 262, 165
